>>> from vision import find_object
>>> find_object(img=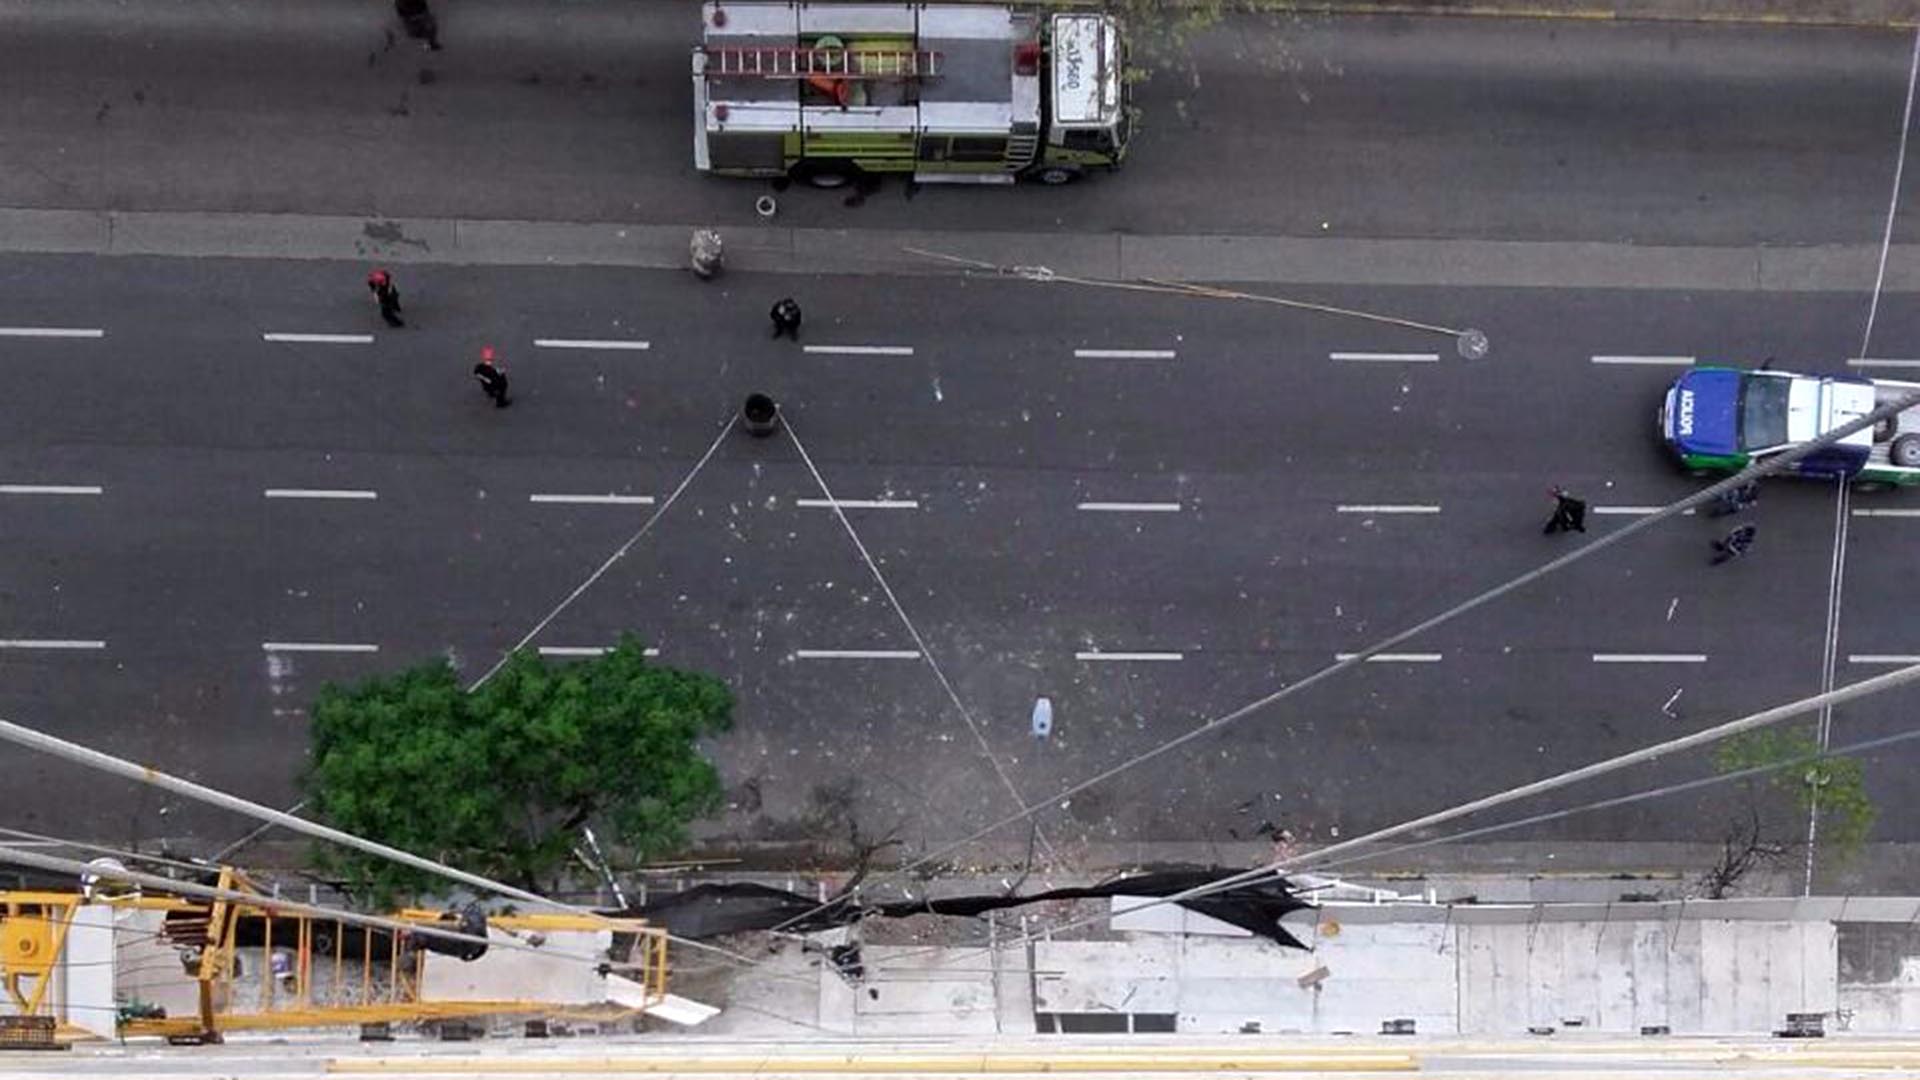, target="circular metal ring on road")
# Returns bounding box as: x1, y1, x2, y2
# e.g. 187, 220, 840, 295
755, 195, 778, 219
1458, 328, 1489, 360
